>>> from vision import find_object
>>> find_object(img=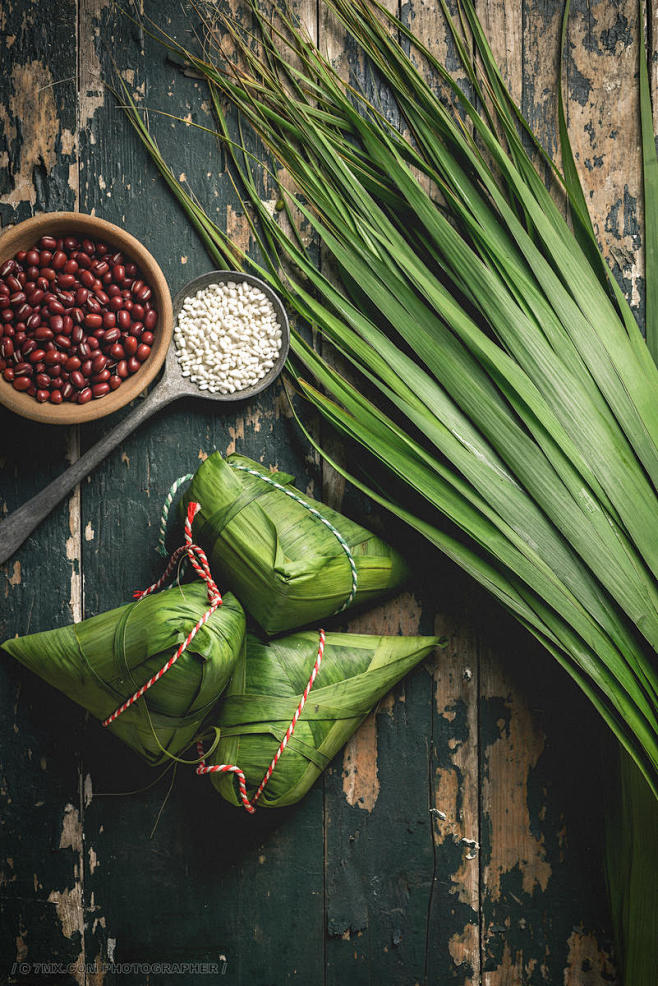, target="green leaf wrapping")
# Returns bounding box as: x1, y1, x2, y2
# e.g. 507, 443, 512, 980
179, 452, 409, 635
2, 584, 246, 765
209, 629, 439, 807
